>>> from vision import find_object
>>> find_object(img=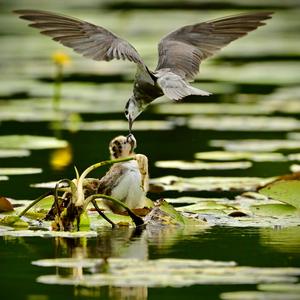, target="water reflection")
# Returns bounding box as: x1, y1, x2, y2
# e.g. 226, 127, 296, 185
259, 226, 300, 254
